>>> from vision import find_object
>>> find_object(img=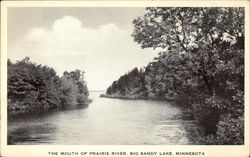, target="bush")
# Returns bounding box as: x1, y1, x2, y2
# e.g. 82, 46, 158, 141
187, 114, 244, 145
76, 94, 88, 104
